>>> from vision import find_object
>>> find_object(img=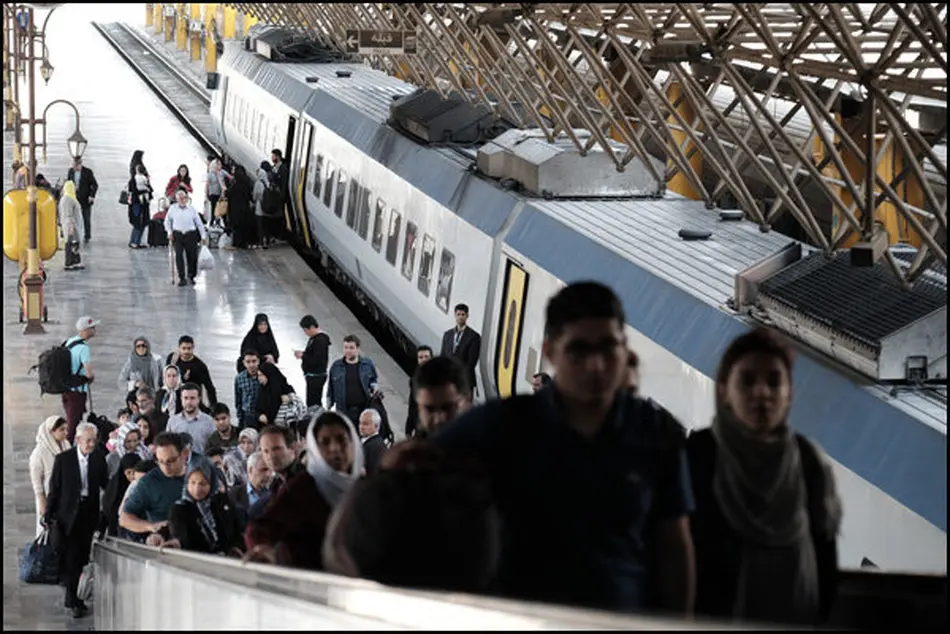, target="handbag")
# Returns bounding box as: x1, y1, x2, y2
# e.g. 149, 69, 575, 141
118, 189, 129, 205
19, 528, 61, 585
76, 531, 99, 602
214, 198, 229, 218
275, 393, 308, 427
